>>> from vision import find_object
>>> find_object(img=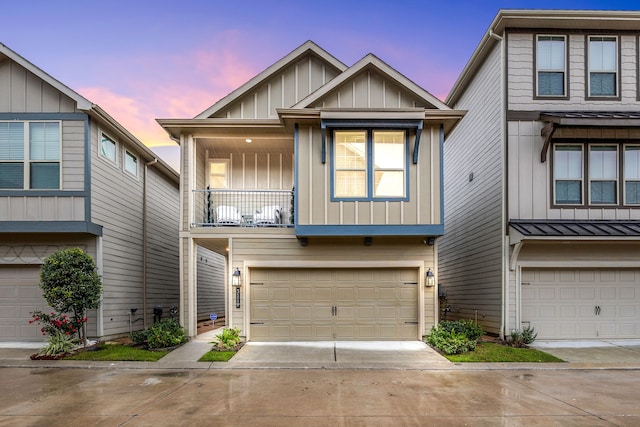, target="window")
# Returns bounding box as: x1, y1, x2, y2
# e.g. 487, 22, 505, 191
333, 129, 406, 199
100, 132, 117, 163
0, 121, 60, 189
536, 35, 566, 97
588, 36, 617, 97
124, 150, 138, 177
208, 159, 229, 188
624, 146, 640, 204
589, 145, 617, 204
554, 145, 583, 204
